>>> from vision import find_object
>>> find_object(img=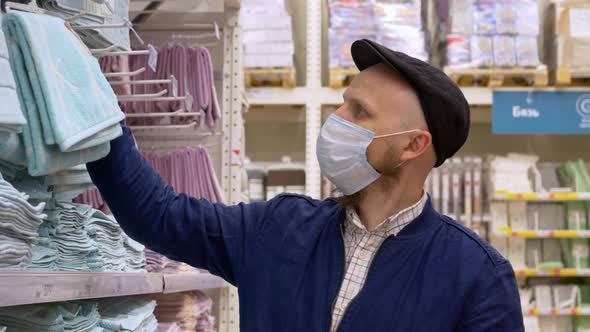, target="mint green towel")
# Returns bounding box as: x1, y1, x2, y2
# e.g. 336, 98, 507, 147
2, 11, 124, 175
